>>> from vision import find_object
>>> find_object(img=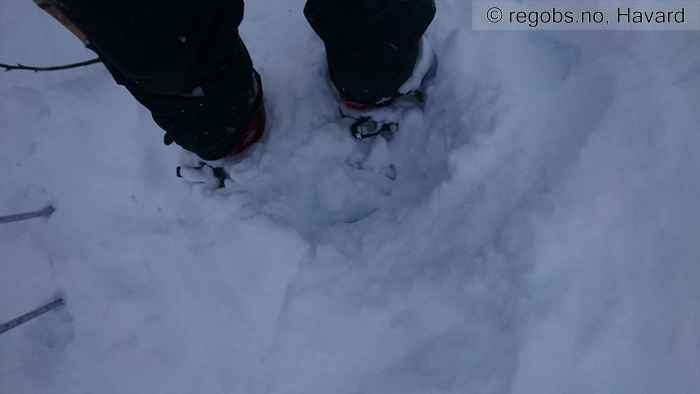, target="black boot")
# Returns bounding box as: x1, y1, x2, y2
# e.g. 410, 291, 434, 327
304, 0, 436, 107
36, 0, 265, 161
